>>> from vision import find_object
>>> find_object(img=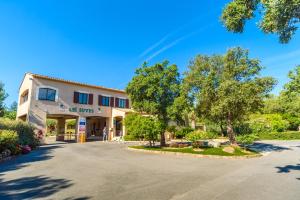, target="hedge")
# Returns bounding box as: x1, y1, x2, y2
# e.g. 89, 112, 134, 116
0, 118, 39, 148
258, 131, 300, 140
0, 130, 20, 155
